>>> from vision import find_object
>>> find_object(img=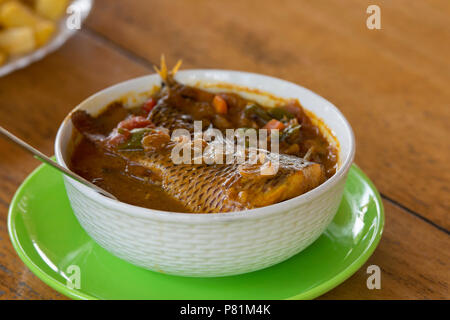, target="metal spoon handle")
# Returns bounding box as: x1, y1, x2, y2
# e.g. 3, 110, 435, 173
0, 125, 117, 200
